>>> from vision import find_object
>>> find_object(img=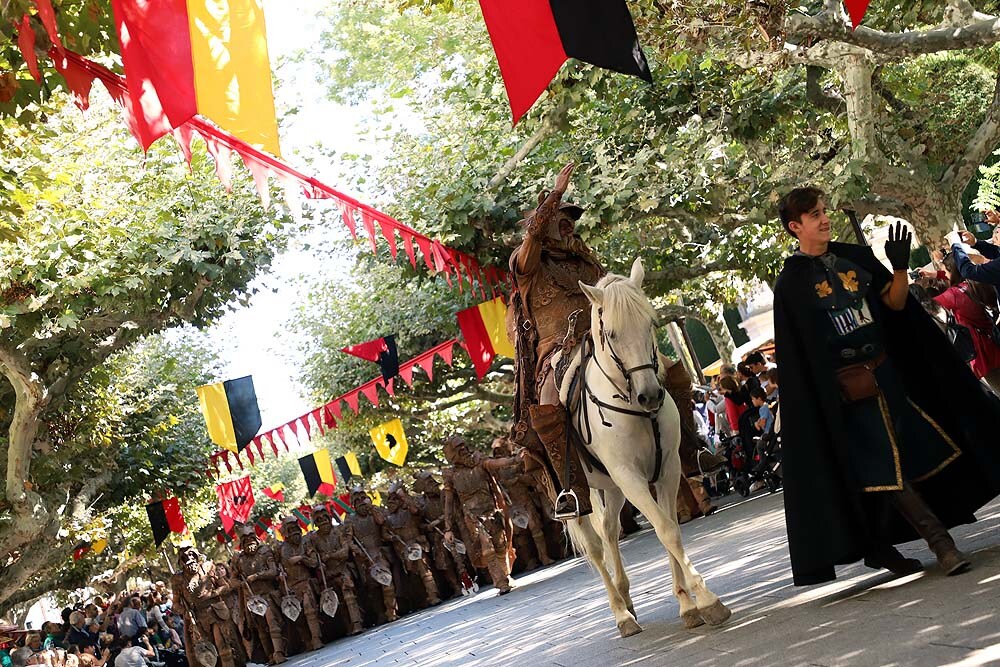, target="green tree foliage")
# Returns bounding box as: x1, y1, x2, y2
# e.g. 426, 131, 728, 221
0, 92, 294, 610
